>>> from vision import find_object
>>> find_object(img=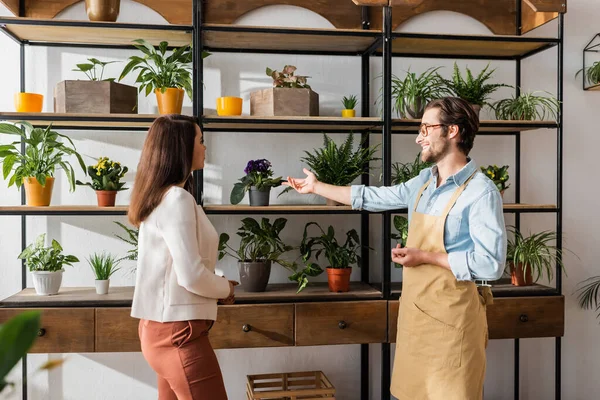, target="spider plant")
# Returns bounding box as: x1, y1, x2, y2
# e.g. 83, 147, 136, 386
576, 61, 600, 87
576, 276, 600, 320
391, 152, 432, 185
391, 67, 449, 119
492, 91, 560, 121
